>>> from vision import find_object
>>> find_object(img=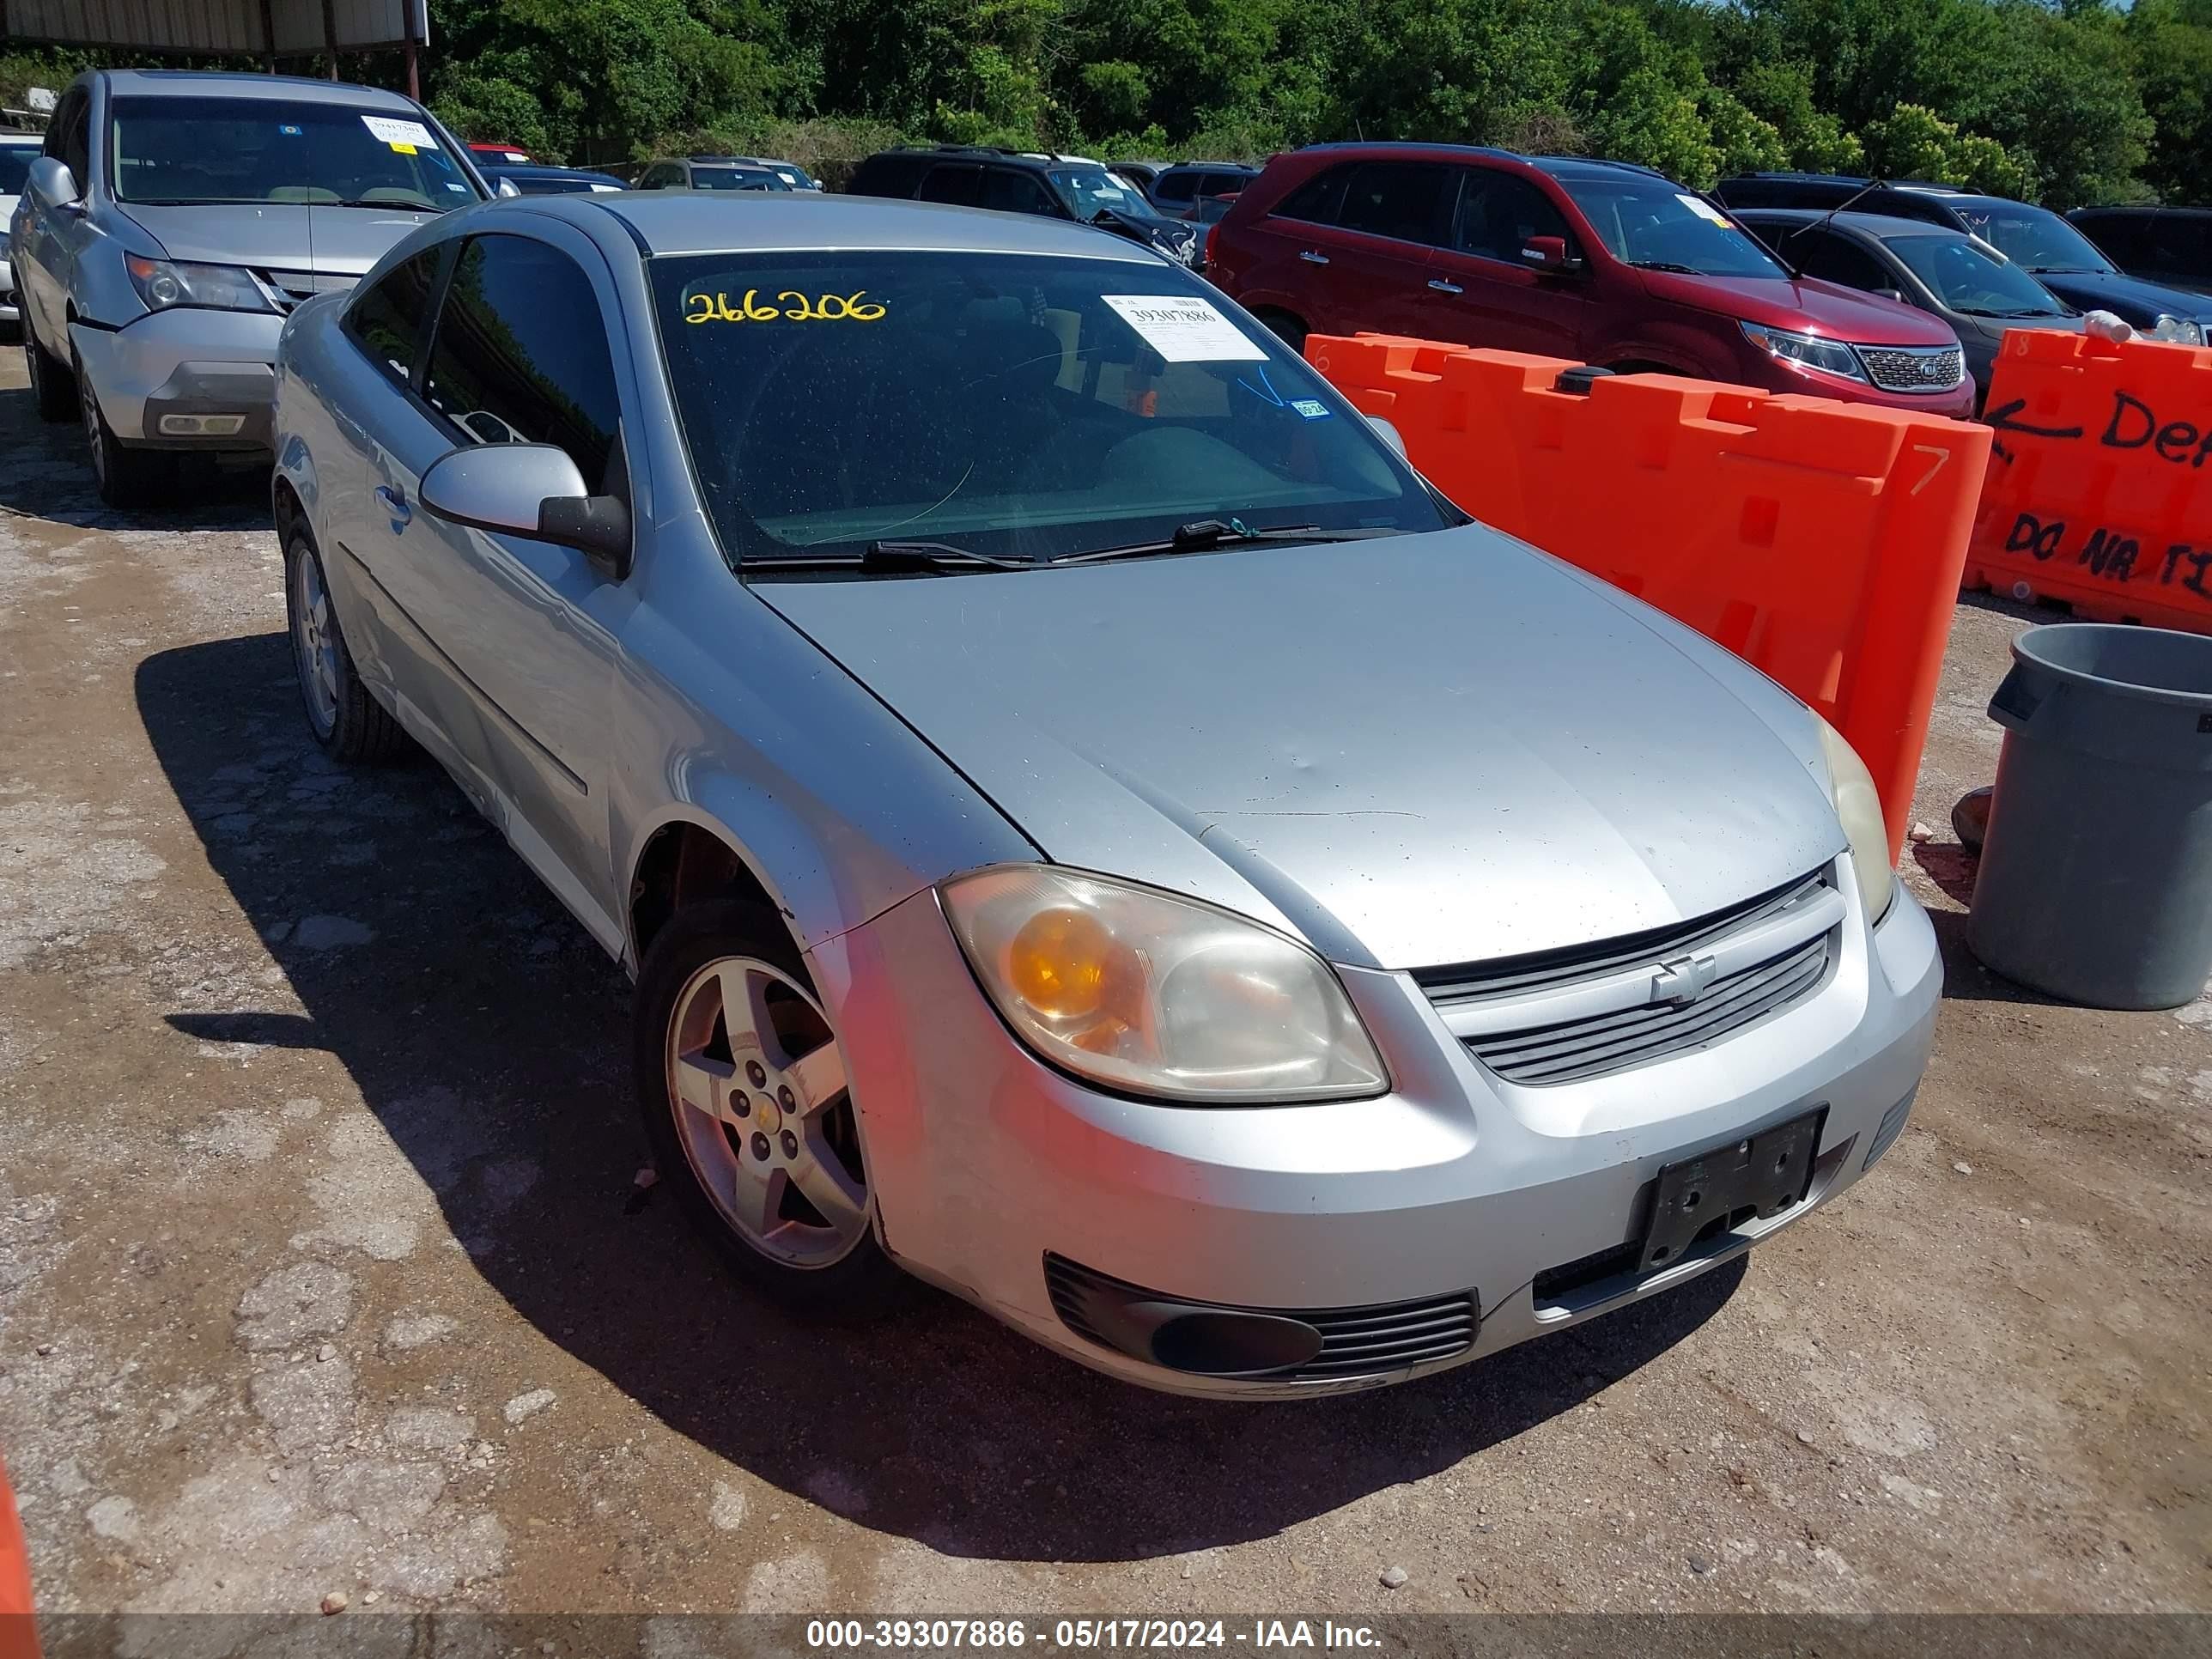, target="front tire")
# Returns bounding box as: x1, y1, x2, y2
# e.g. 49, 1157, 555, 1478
23, 313, 74, 422
76, 350, 175, 508
284, 526, 406, 763
634, 898, 901, 1316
